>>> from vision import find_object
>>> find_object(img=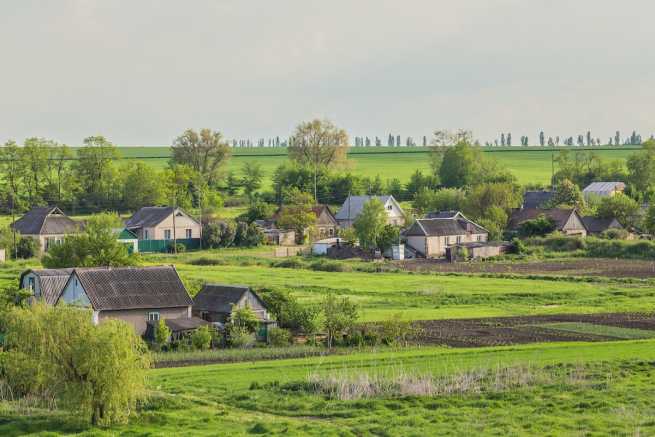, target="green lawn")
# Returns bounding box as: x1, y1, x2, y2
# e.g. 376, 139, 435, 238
4, 340, 655, 435
539, 322, 655, 340
111, 145, 637, 187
